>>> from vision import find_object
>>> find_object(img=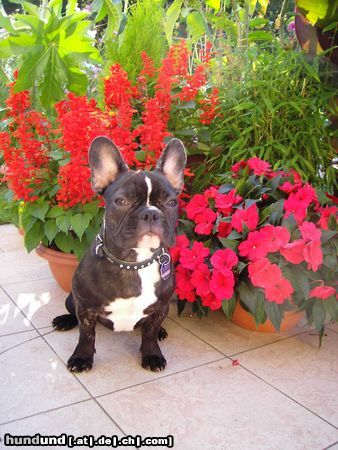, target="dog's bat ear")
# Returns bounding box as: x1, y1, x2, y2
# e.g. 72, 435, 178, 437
156, 138, 187, 193
88, 136, 129, 193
